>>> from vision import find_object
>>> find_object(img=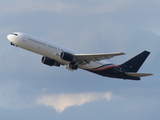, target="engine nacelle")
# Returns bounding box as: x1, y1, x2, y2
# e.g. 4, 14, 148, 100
41, 56, 60, 67
60, 52, 74, 62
